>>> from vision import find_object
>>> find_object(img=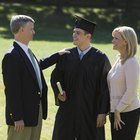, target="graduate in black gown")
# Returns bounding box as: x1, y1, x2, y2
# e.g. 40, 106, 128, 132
50, 15, 111, 140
